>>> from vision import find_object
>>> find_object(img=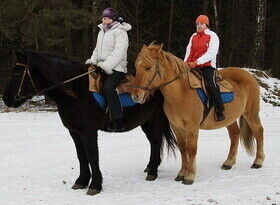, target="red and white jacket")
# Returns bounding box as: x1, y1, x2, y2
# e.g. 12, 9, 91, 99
184, 28, 219, 68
